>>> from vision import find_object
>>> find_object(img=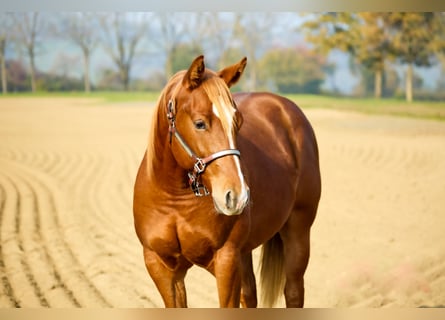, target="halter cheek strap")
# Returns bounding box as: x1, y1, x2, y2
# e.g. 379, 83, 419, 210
167, 99, 241, 197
